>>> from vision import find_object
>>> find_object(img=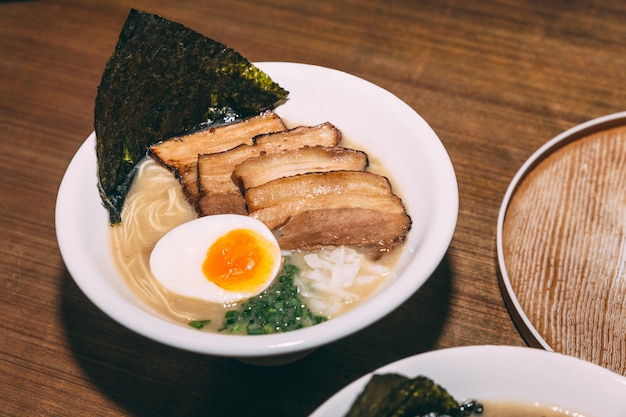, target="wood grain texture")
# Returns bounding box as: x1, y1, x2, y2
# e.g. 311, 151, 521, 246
502, 125, 626, 376
2, 0, 626, 415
